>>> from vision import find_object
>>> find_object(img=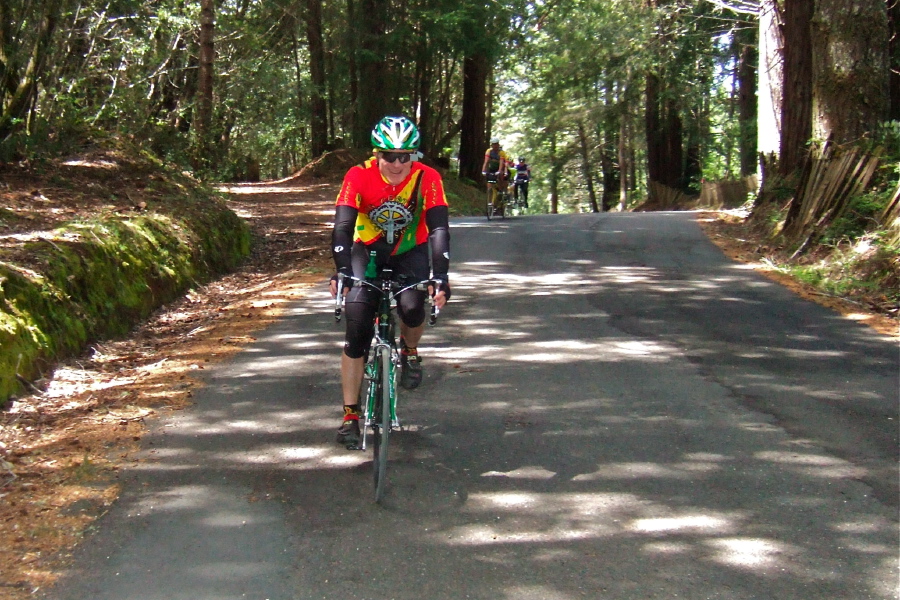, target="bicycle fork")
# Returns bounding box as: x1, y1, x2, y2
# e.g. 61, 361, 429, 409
359, 340, 400, 451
